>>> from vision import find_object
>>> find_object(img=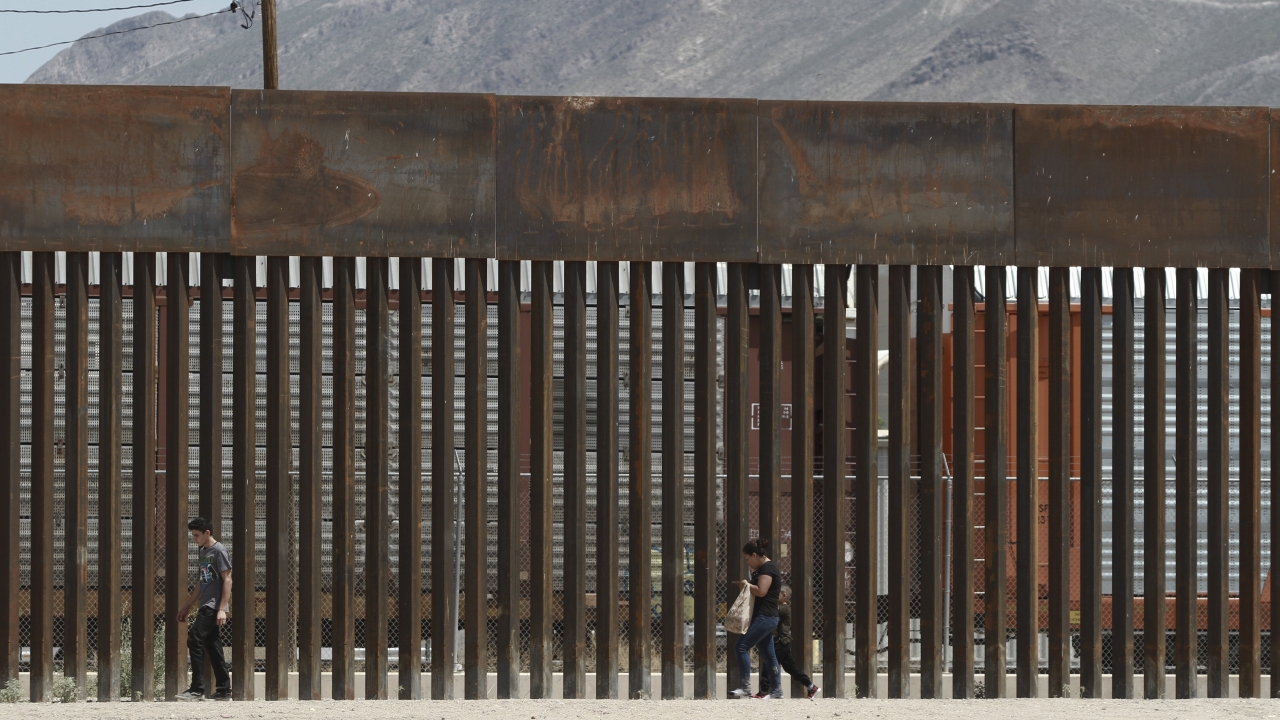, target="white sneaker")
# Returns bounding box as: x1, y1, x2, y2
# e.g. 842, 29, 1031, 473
729, 687, 752, 698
